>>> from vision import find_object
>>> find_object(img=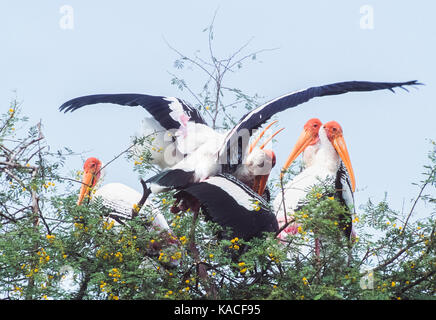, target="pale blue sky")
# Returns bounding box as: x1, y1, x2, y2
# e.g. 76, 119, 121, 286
1, 1, 435, 218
